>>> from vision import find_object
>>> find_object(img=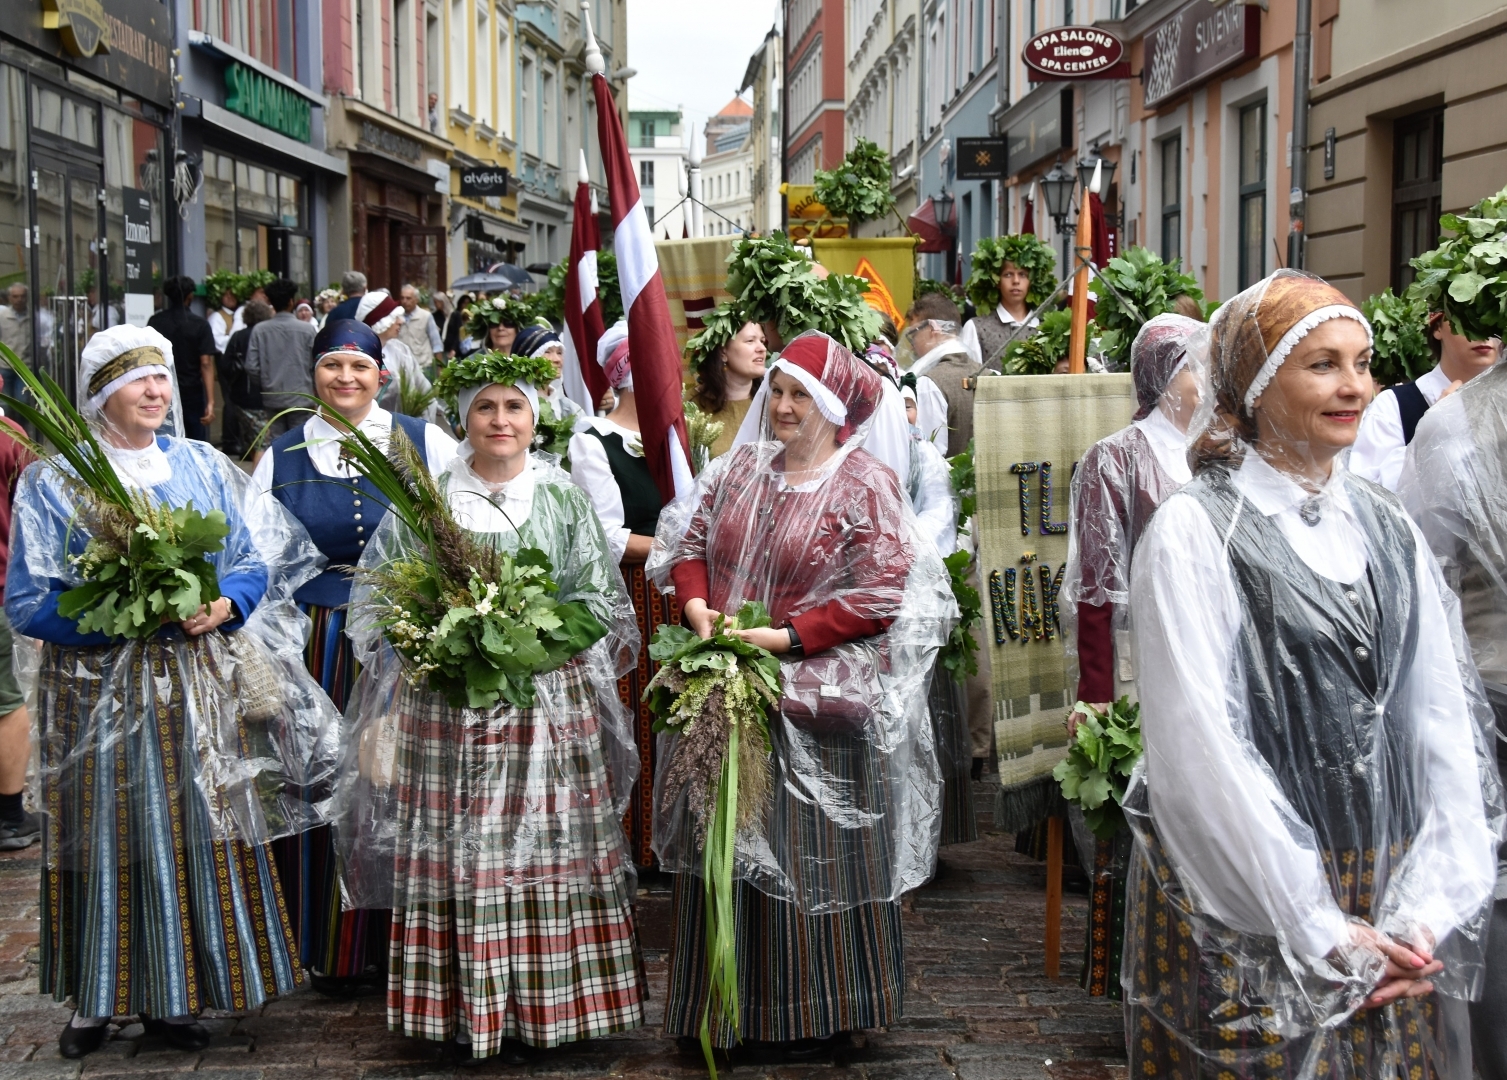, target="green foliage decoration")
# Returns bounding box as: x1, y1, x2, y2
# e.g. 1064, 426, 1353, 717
1053, 697, 1142, 839
202, 270, 244, 306
461, 294, 546, 340
1407, 184, 1507, 342
965, 234, 1058, 313
1089, 247, 1204, 367
1361, 288, 1434, 387
812, 138, 895, 226
723, 232, 882, 351
1001, 308, 1075, 375
531, 398, 577, 467
433, 350, 558, 415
